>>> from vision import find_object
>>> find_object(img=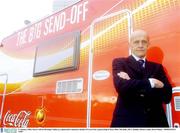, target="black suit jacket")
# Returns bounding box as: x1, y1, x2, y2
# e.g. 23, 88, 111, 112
111, 56, 172, 127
